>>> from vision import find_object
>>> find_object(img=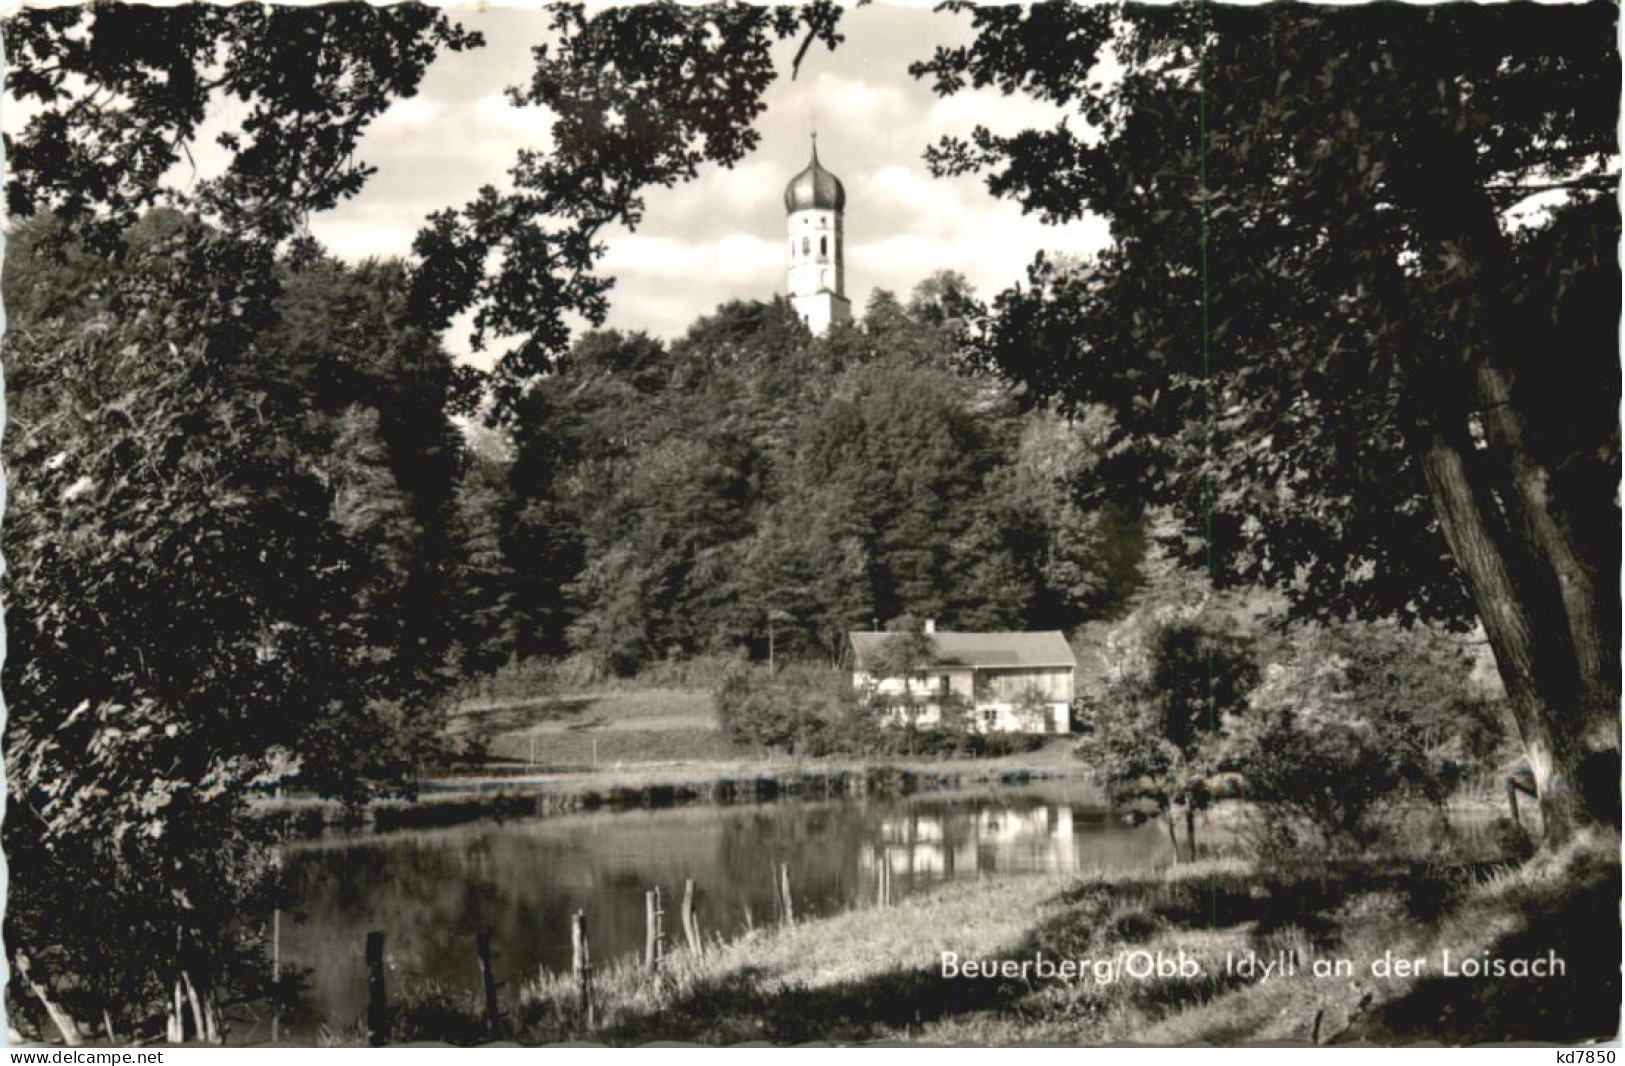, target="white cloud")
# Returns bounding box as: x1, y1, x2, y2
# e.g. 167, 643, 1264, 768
473, 92, 555, 146
805, 73, 912, 130
860, 164, 969, 228
601, 232, 780, 285
307, 214, 422, 264
371, 95, 448, 133
290, 6, 1114, 343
